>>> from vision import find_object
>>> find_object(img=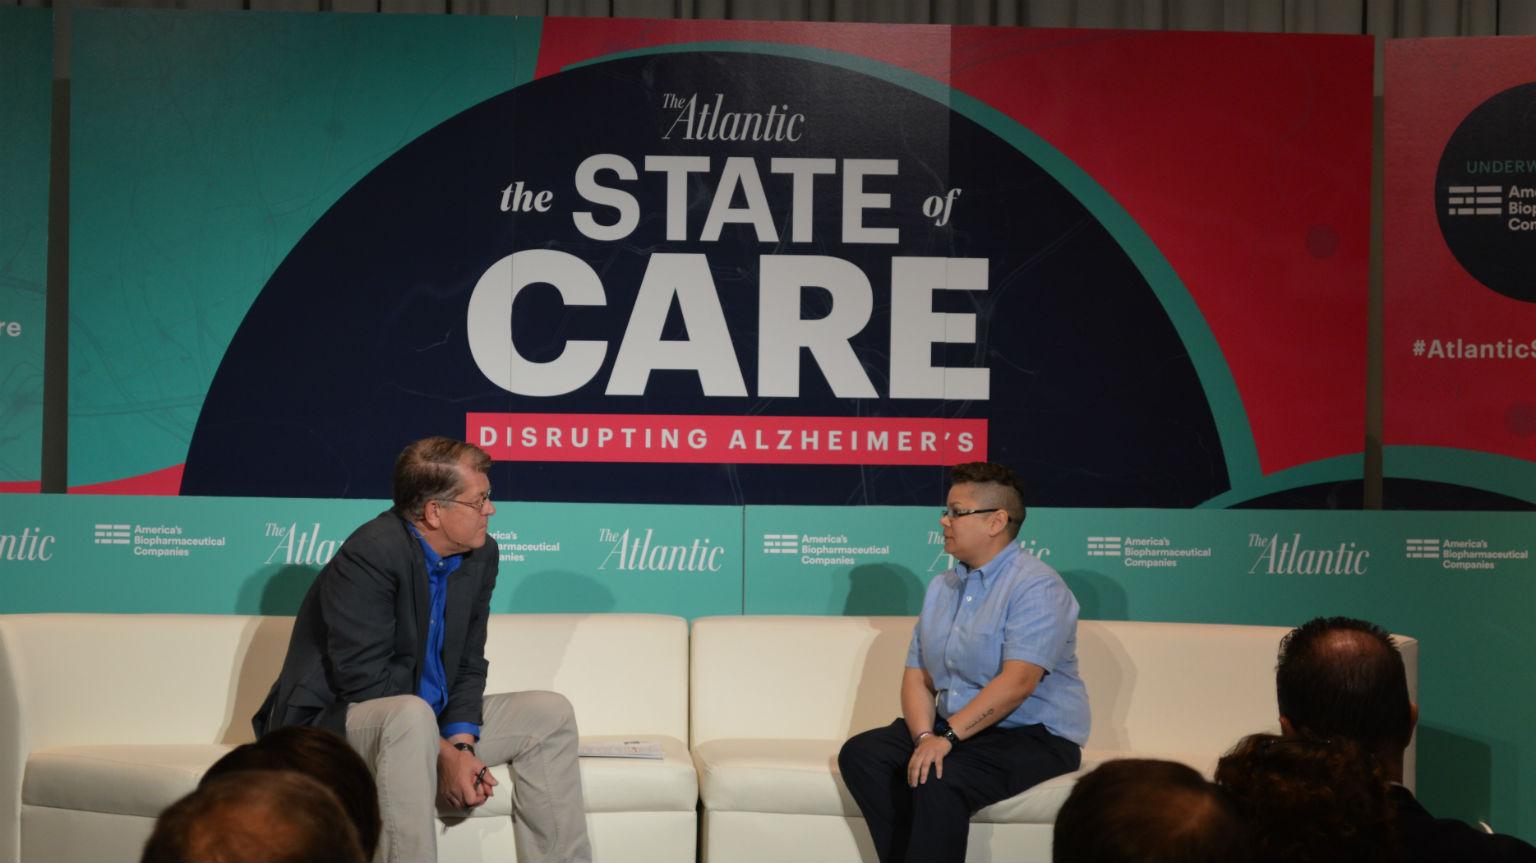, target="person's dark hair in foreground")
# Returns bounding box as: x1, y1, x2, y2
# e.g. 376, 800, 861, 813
199, 725, 381, 859
1273, 616, 1536, 862
1276, 616, 1413, 761
1216, 733, 1398, 863
1052, 758, 1249, 863
141, 770, 366, 863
